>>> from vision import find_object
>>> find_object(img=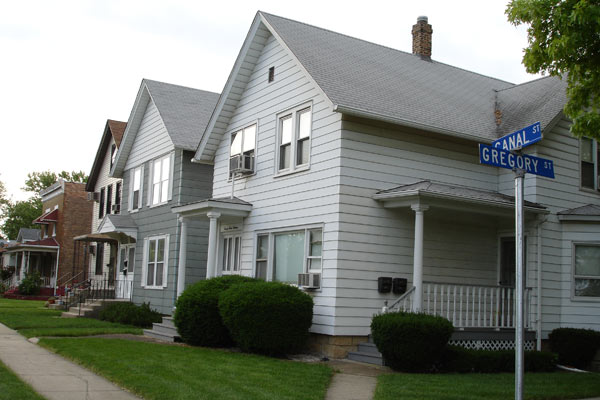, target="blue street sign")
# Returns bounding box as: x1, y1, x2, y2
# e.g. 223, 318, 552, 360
492, 121, 542, 151
479, 144, 555, 178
